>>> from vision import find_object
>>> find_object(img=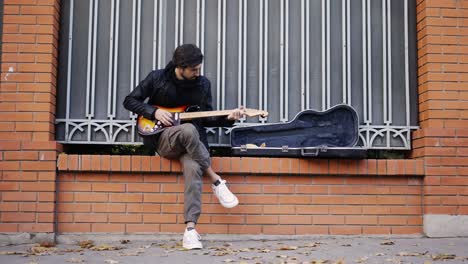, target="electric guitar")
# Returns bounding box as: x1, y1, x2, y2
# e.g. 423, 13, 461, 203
137, 105, 268, 136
